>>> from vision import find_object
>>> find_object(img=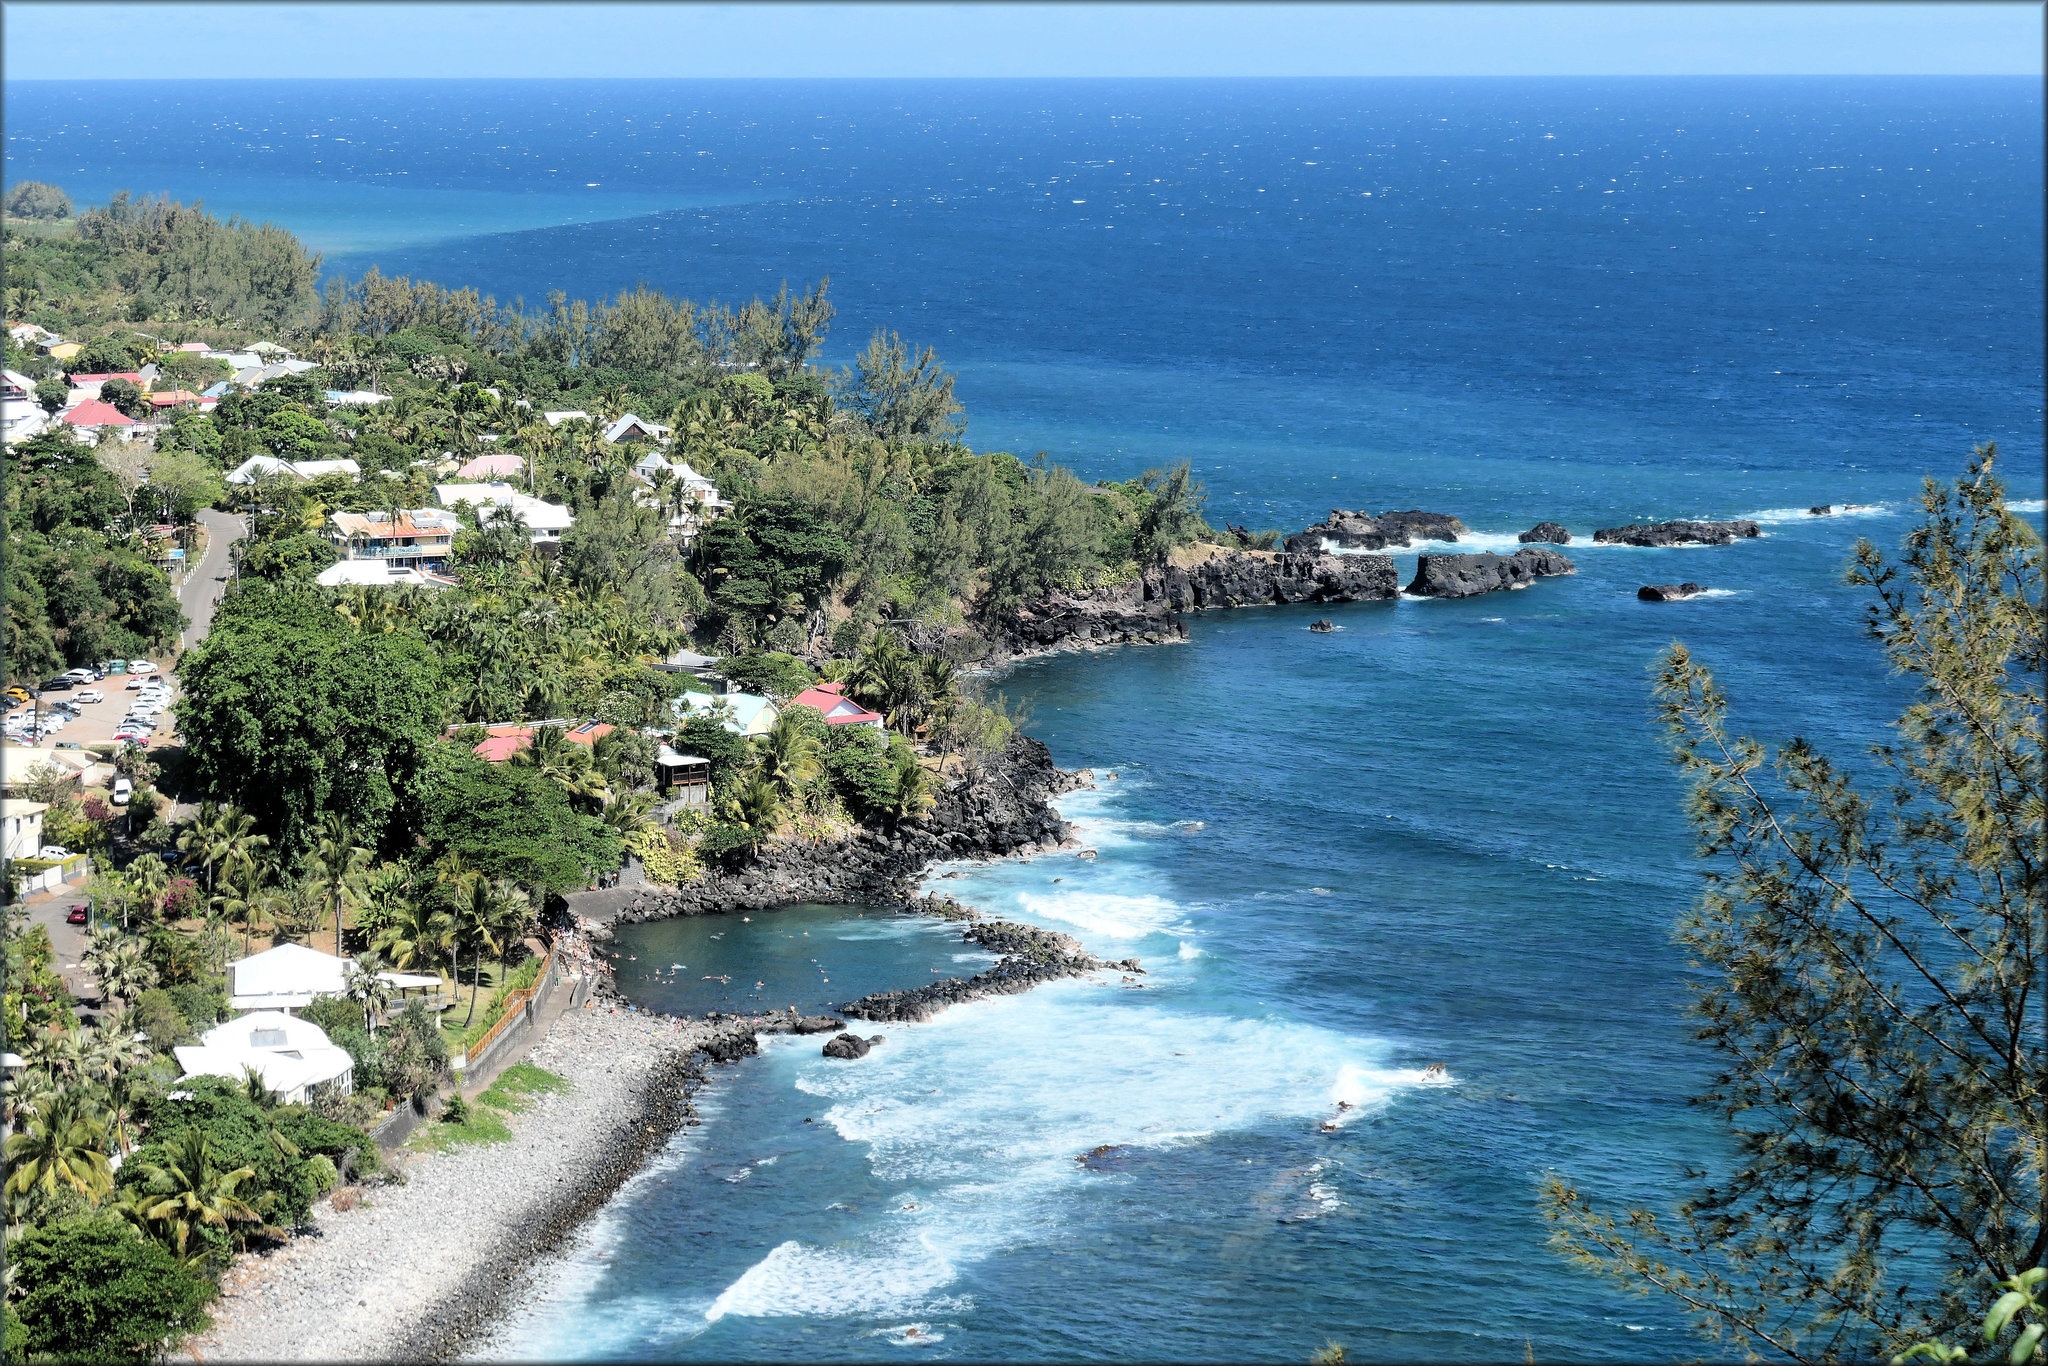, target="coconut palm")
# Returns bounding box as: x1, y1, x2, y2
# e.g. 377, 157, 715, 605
95, 940, 159, 1007
128, 854, 171, 922
602, 791, 660, 842
449, 874, 526, 1028
882, 747, 937, 827
373, 895, 453, 979
215, 856, 277, 953
755, 709, 823, 802
3, 1091, 114, 1203
177, 803, 233, 893
722, 772, 786, 853
344, 952, 396, 1034
302, 814, 372, 959
128, 1129, 267, 1258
